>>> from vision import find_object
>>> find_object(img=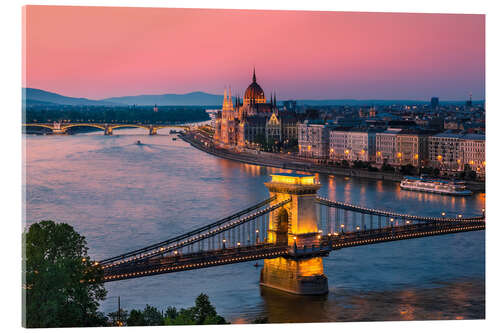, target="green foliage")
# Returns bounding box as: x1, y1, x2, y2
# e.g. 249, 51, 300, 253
23, 220, 107, 328
353, 160, 371, 169
164, 294, 227, 325
381, 163, 395, 172
165, 306, 179, 320
459, 164, 477, 180
164, 308, 197, 325
143, 304, 164, 326
25, 105, 210, 125
127, 309, 145, 326
399, 164, 417, 175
